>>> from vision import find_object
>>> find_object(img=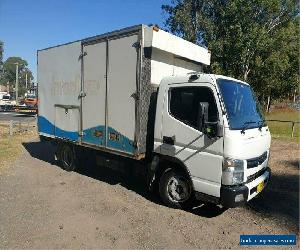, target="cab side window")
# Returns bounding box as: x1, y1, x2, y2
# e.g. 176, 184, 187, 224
169, 87, 218, 130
